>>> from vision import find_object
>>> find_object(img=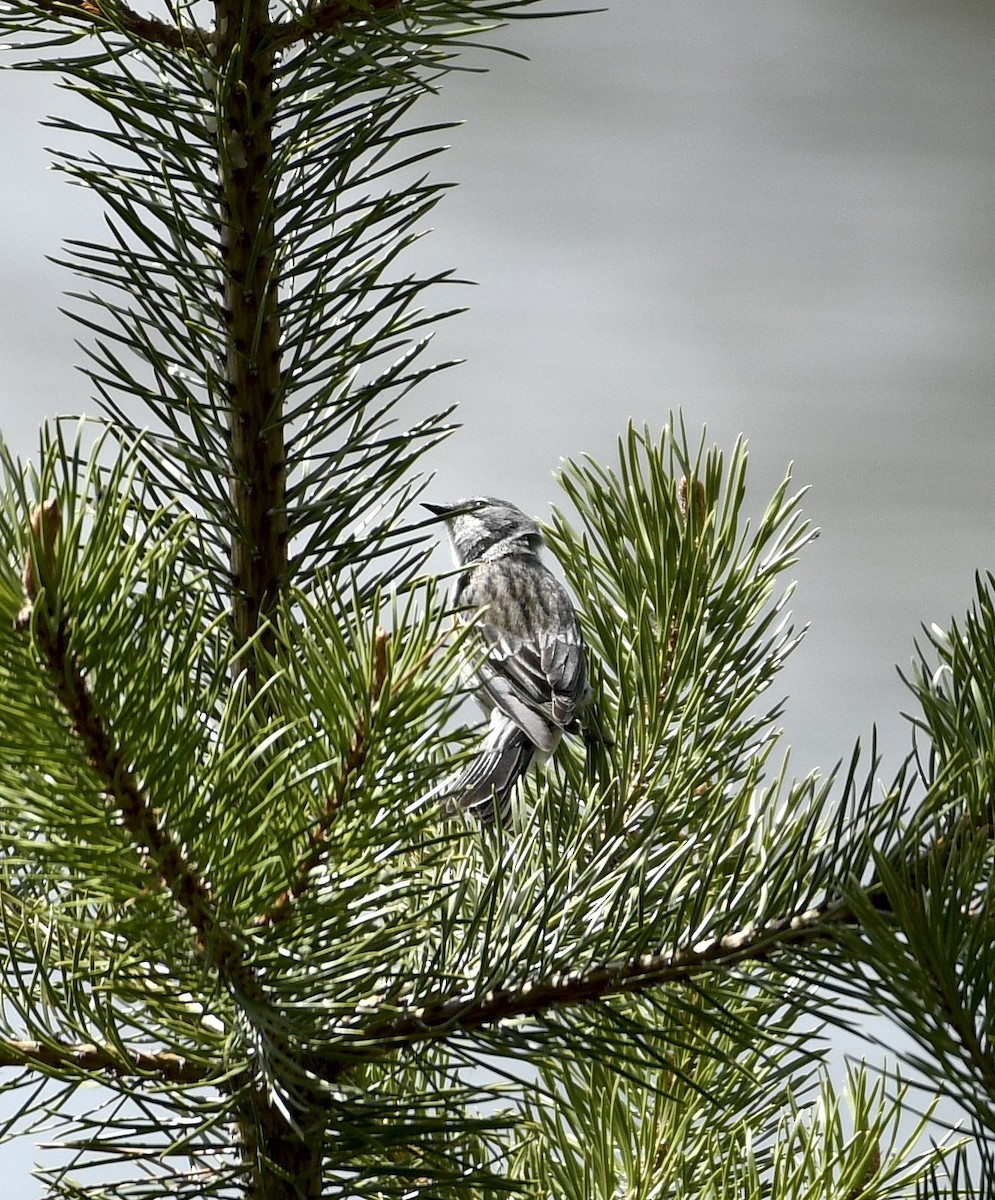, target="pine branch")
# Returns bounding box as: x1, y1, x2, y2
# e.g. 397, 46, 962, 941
0, 1038, 212, 1085
26, 601, 268, 1015
255, 626, 391, 929
308, 896, 854, 1077
316, 781, 993, 1075
24, 0, 409, 56
20, 570, 316, 1195
270, 0, 404, 52
29, 0, 210, 52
